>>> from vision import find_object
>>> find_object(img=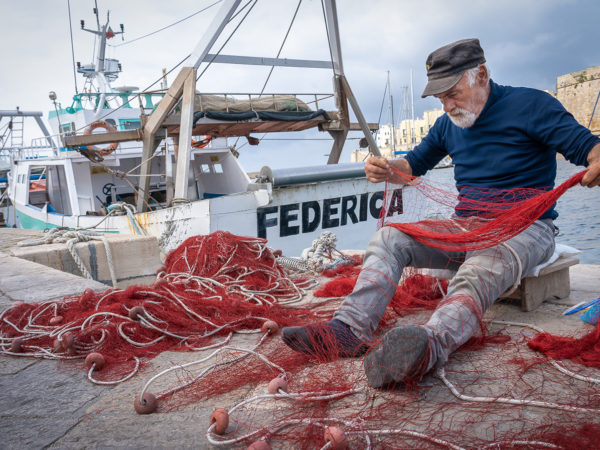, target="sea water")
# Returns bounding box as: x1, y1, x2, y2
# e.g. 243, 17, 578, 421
428, 157, 599, 264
